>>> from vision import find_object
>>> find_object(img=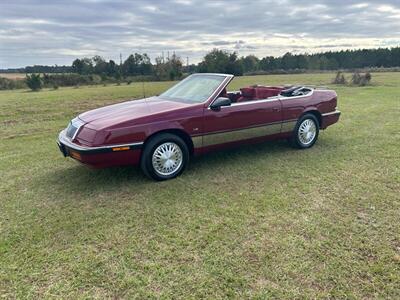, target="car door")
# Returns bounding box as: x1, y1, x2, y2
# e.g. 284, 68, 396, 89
200, 98, 283, 149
